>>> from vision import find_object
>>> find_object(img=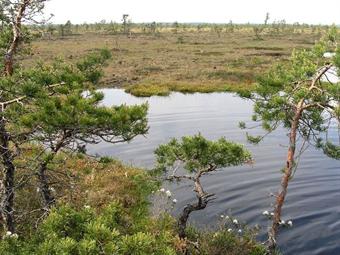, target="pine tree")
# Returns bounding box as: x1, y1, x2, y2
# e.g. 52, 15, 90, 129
155, 134, 251, 239
243, 30, 340, 252
0, 1, 149, 233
